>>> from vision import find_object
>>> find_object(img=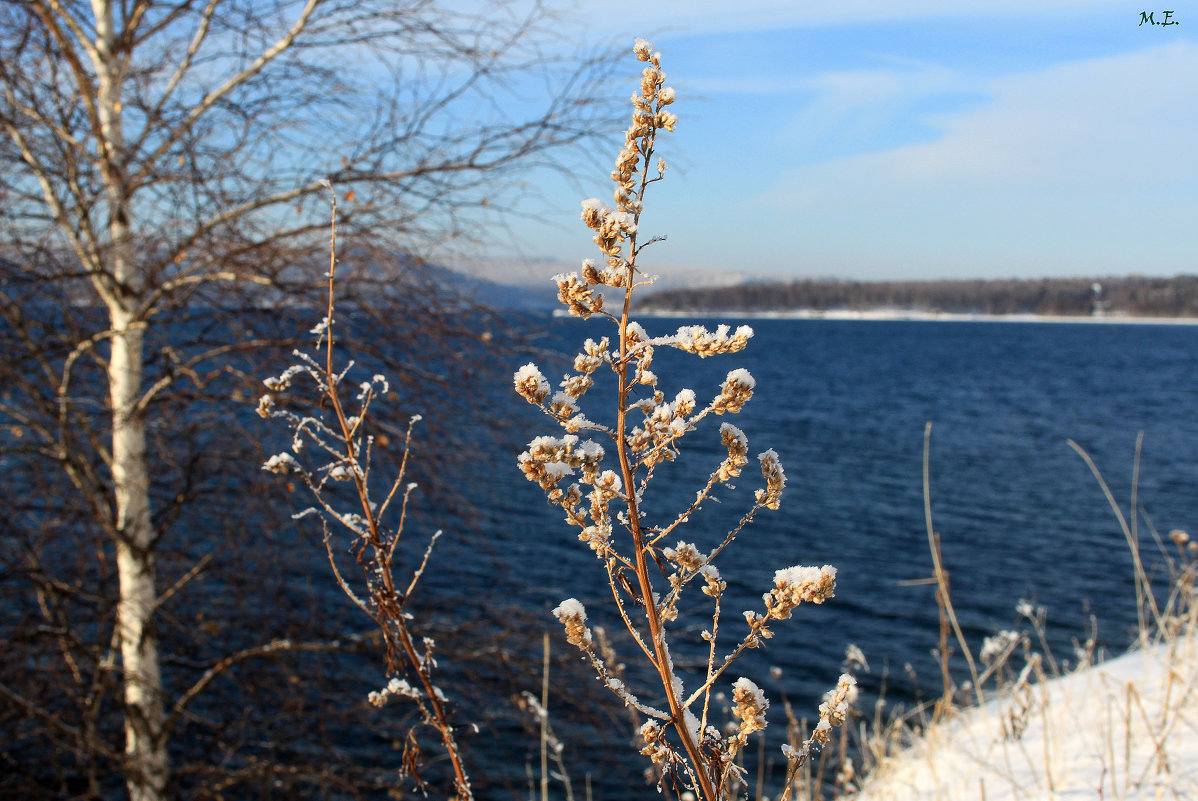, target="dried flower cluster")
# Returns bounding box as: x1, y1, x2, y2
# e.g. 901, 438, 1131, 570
515, 40, 850, 801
